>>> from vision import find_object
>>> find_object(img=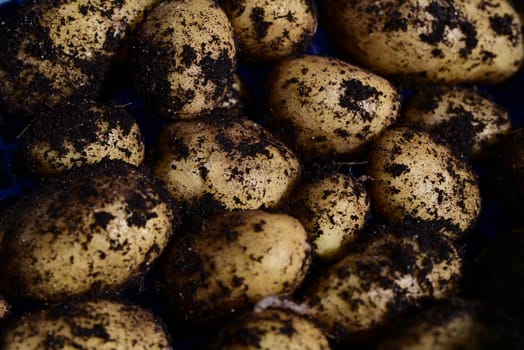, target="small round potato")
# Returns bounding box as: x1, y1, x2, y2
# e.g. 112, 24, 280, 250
160, 210, 311, 323
289, 171, 371, 260
153, 117, 301, 212
403, 85, 512, 158
368, 127, 481, 238
322, 0, 524, 84
0, 0, 158, 116
133, 0, 236, 119
20, 101, 145, 177
0, 295, 10, 321
266, 55, 400, 160
378, 299, 522, 350
211, 308, 330, 349
1, 300, 171, 349
0, 160, 175, 302
220, 0, 317, 61
303, 223, 461, 342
